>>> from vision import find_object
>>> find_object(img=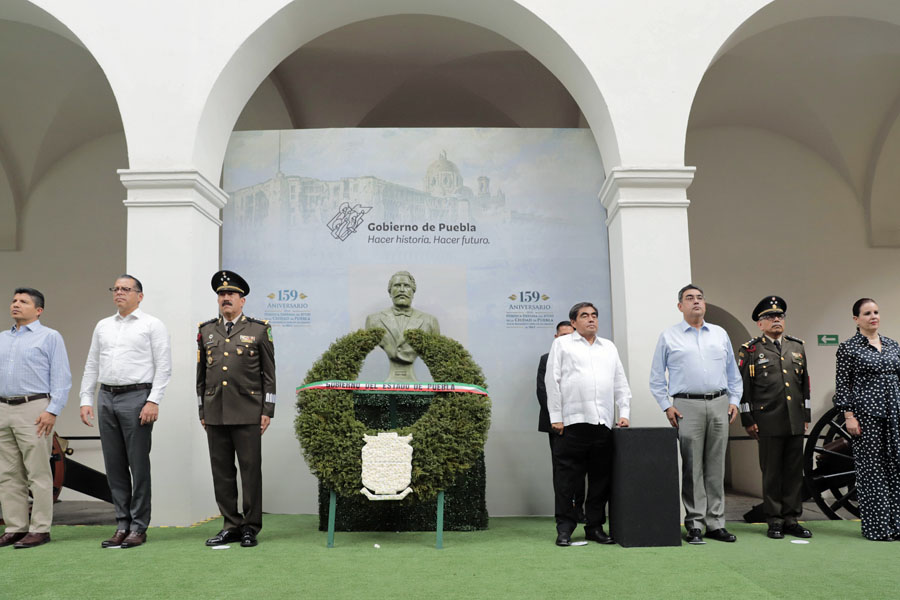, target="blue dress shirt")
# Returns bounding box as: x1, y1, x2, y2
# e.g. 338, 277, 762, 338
0, 320, 72, 415
649, 320, 742, 411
